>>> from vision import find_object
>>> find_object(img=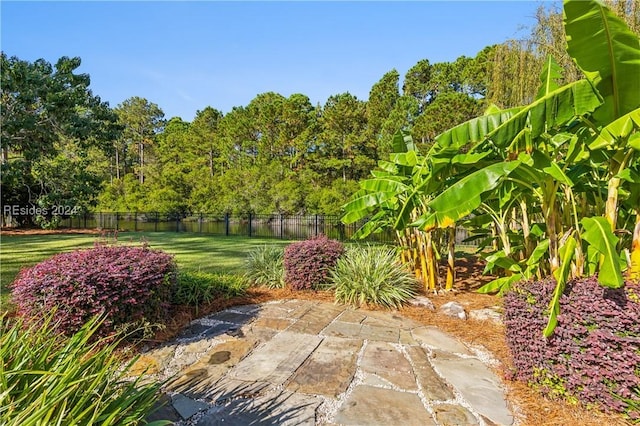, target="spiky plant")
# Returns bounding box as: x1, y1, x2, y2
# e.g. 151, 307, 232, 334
245, 245, 285, 288
330, 245, 418, 309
